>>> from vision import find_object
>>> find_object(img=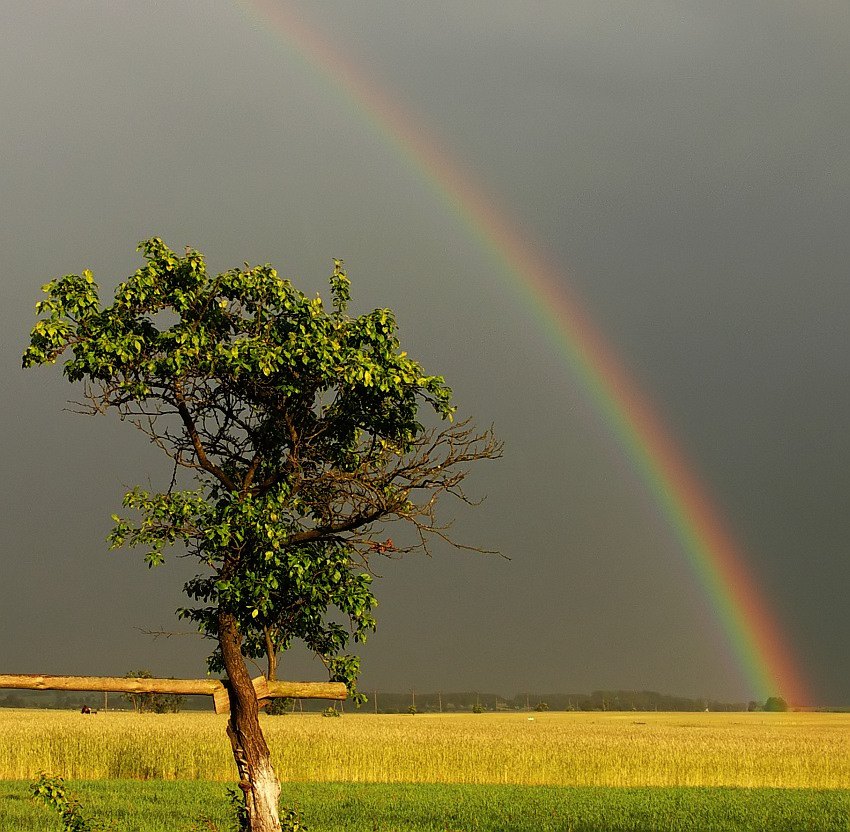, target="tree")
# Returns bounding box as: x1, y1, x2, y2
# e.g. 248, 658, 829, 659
123, 669, 185, 713
763, 696, 789, 712
23, 239, 501, 832
265, 696, 295, 716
